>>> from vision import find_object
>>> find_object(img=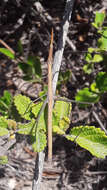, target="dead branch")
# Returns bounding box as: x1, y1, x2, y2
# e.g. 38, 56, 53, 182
32, 0, 75, 189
